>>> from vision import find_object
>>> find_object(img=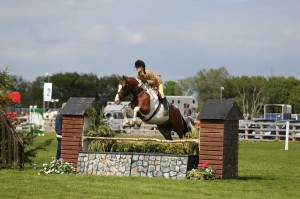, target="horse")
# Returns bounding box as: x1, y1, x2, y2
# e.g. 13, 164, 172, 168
114, 75, 190, 140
